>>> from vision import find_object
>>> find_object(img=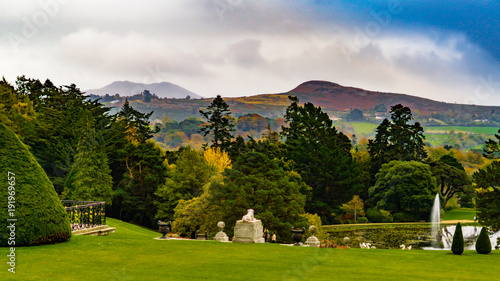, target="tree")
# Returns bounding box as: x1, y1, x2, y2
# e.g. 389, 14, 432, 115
156, 147, 214, 221
483, 129, 500, 158
374, 103, 387, 112
369, 161, 438, 221
116, 141, 167, 227
281, 96, 362, 223
211, 152, 306, 242
368, 104, 427, 178
430, 156, 472, 207
341, 195, 365, 222
451, 222, 464, 255
473, 161, 500, 231
475, 227, 492, 254
0, 123, 71, 246
62, 116, 114, 205
14, 76, 110, 194
346, 109, 364, 121
199, 95, 235, 151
